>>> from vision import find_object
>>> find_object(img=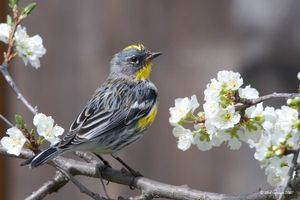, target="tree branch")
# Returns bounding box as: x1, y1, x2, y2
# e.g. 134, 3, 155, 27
24, 171, 68, 200
0, 143, 290, 200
